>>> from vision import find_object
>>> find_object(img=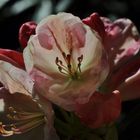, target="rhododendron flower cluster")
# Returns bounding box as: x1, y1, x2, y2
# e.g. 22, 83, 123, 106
0, 12, 140, 140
